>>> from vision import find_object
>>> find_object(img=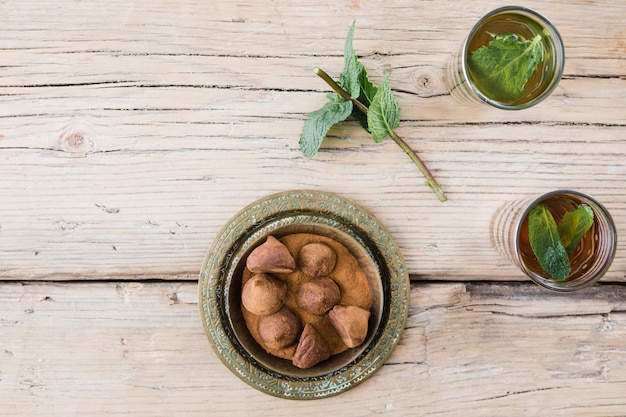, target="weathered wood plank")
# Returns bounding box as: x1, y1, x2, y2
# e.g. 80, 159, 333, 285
1, 281, 626, 416
0, 118, 623, 280
0, 0, 624, 281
